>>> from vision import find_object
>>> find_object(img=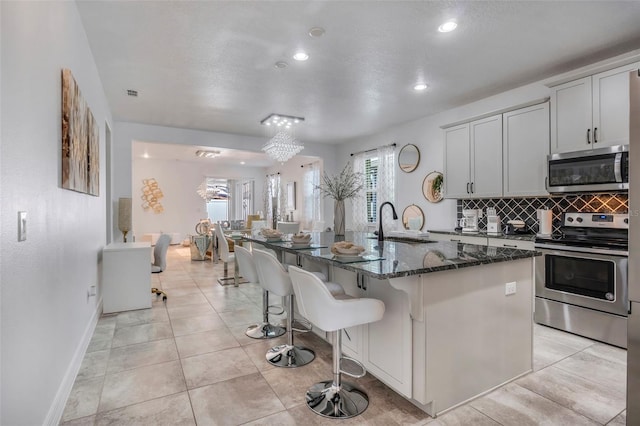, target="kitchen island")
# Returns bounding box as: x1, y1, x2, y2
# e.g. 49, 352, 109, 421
245, 232, 539, 417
